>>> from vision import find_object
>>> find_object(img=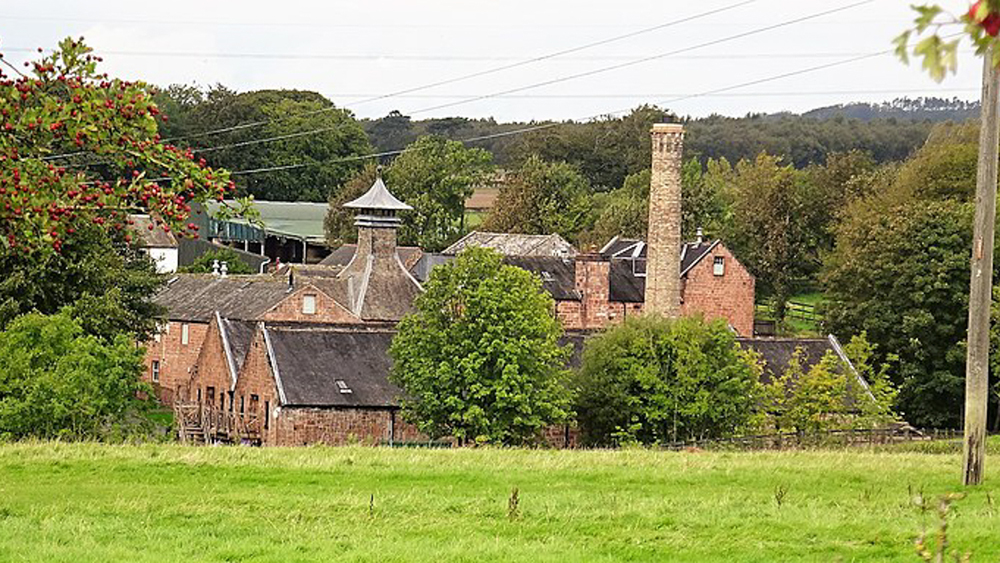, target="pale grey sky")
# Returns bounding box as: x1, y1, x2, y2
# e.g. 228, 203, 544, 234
0, 0, 983, 122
